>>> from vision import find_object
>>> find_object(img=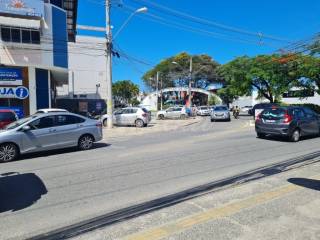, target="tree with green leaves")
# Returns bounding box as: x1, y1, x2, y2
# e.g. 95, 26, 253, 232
142, 52, 221, 90
295, 54, 320, 94
308, 34, 320, 56
218, 54, 313, 103
112, 80, 139, 106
